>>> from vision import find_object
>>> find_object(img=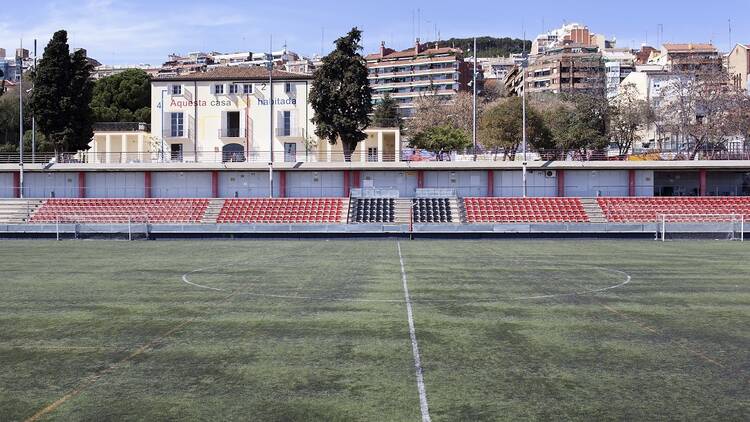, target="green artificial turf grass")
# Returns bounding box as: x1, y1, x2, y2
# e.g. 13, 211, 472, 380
0, 240, 748, 421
